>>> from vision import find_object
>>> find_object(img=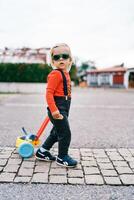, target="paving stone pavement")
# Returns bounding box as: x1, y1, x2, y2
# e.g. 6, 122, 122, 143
1, 147, 134, 185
